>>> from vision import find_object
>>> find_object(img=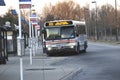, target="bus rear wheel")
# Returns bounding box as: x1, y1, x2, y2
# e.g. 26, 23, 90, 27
83, 43, 87, 53
76, 44, 80, 54
82, 49, 86, 53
